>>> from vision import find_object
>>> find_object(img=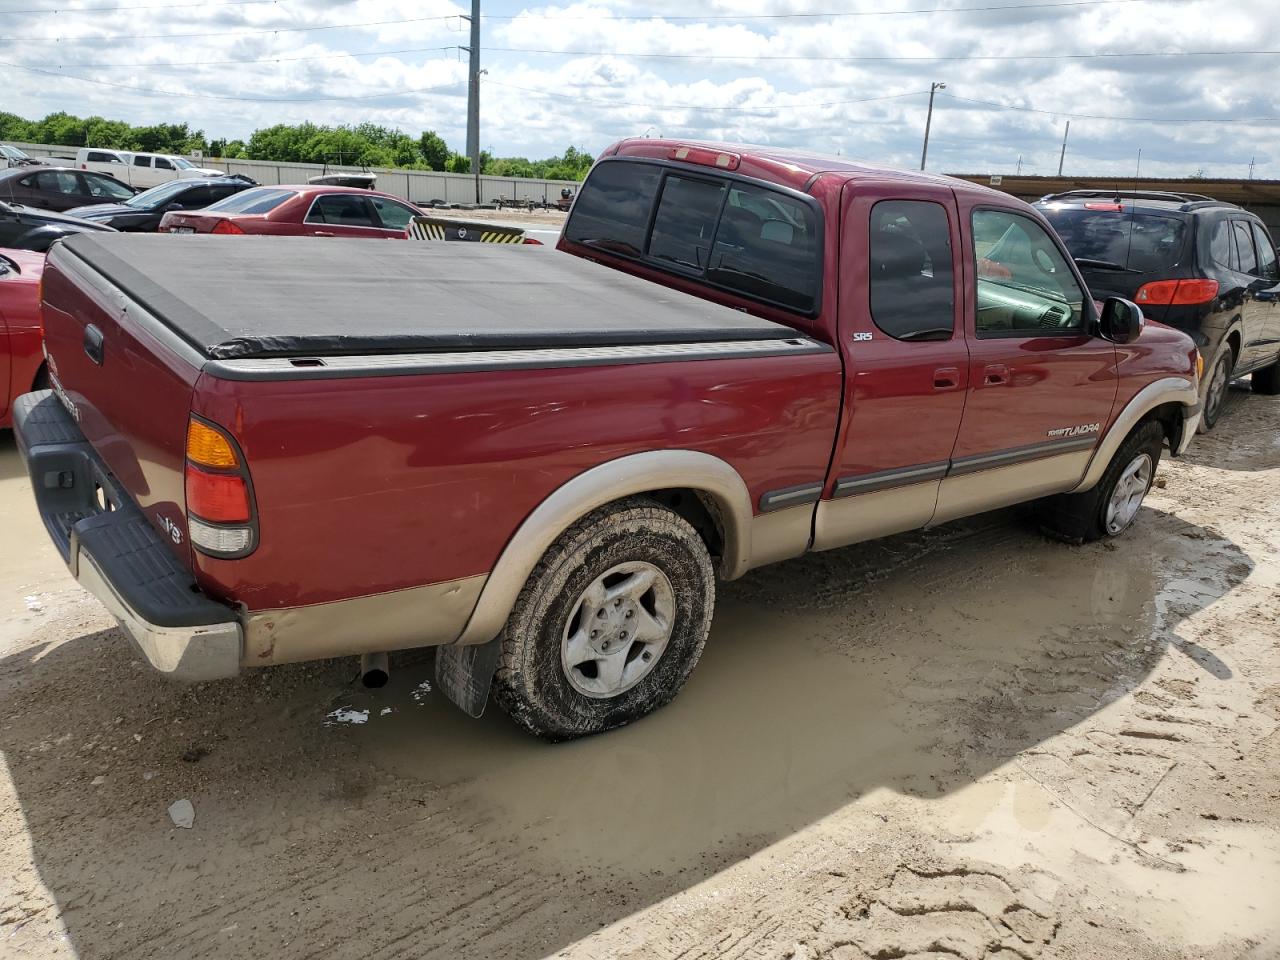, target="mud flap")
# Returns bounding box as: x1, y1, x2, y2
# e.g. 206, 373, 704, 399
434, 637, 502, 718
